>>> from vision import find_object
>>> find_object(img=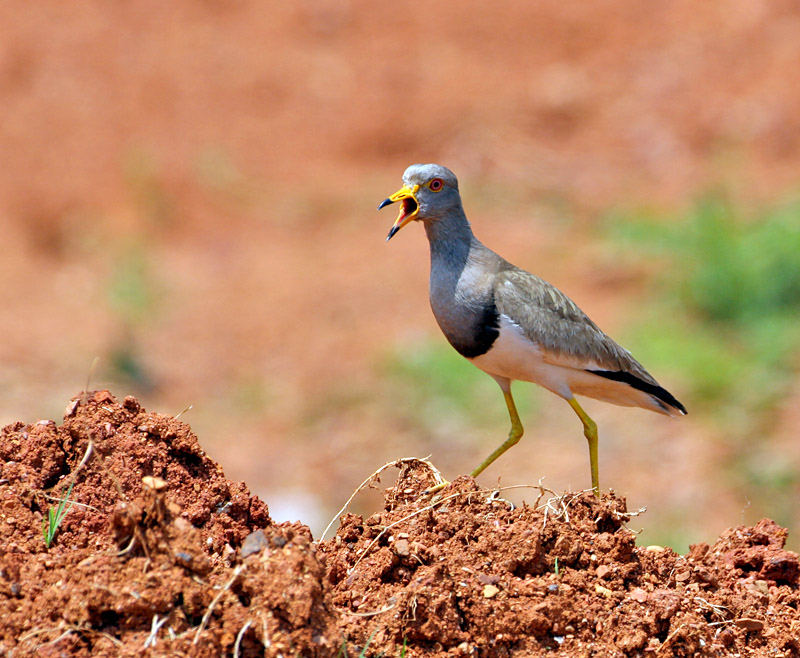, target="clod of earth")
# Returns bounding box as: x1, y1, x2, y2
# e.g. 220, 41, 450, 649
0, 391, 799, 657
